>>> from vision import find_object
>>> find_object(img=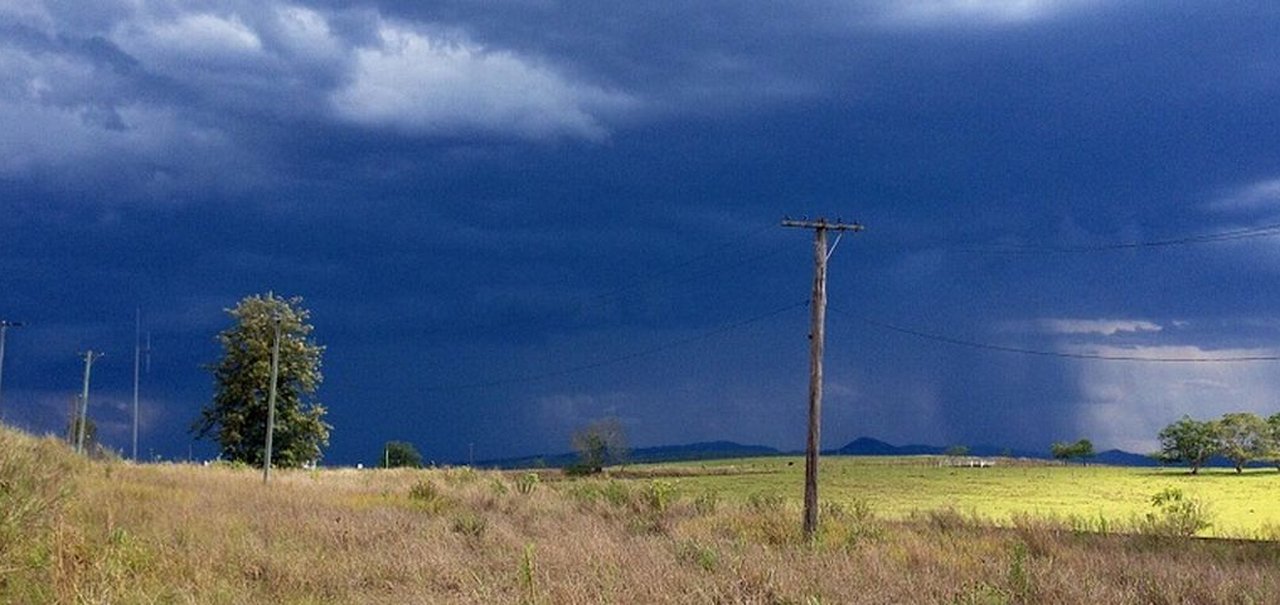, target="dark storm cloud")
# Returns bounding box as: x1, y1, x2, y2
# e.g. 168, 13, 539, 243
3, 1, 1280, 463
